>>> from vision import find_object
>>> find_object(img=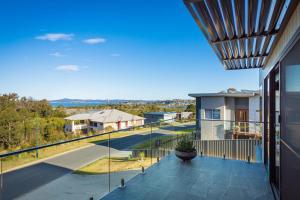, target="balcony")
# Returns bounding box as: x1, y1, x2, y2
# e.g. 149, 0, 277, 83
0, 120, 271, 200
200, 119, 262, 140
101, 155, 273, 200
